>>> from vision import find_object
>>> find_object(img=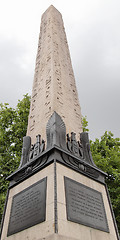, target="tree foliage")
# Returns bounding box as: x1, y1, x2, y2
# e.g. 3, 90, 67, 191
82, 115, 89, 132
90, 131, 120, 232
0, 94, 30, 223
82, 116, 120, 232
